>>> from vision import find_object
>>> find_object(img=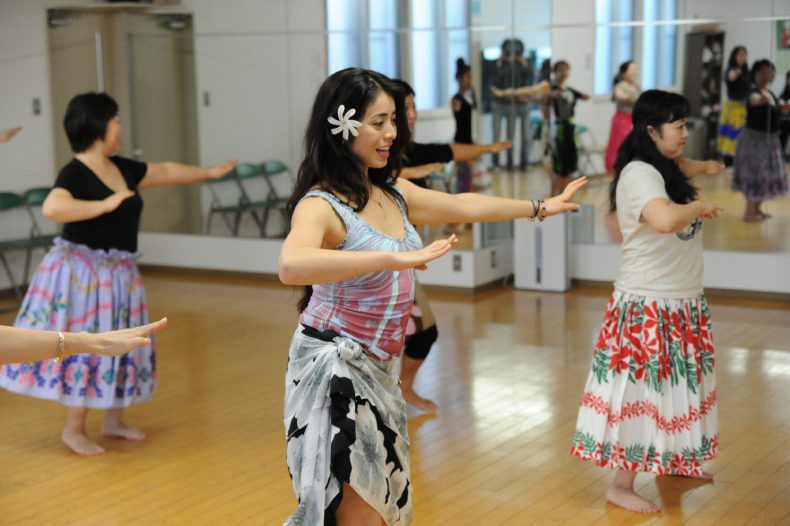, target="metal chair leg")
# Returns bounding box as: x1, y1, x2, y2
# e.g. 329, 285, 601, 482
0, 252, 24, 301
